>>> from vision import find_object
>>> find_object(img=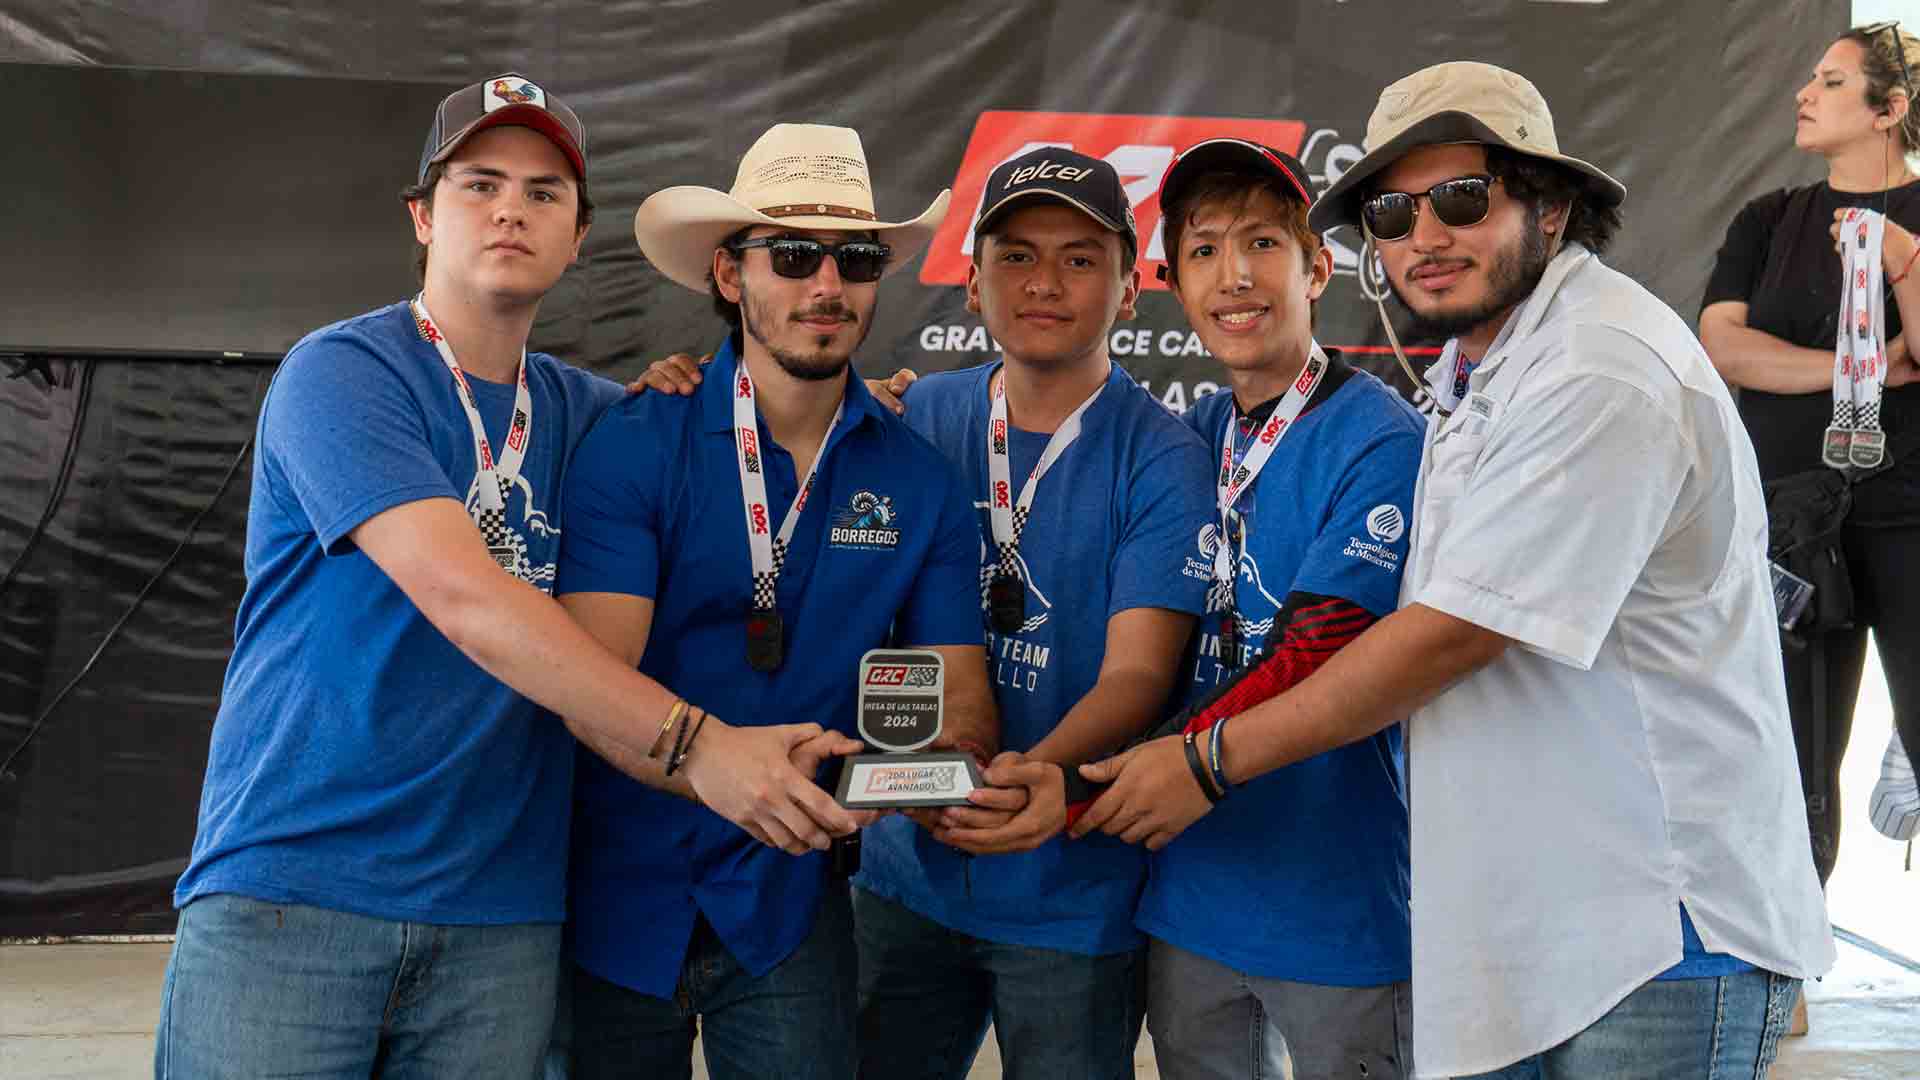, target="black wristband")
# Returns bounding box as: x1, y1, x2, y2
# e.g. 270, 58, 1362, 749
664, 706, 701, 777
1183, 731, 1224, 804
